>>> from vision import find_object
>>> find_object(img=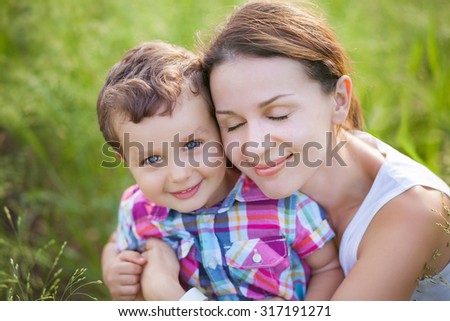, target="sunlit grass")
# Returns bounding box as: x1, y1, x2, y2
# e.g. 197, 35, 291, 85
0, 207, 102, 300
419, 195, 450, 290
